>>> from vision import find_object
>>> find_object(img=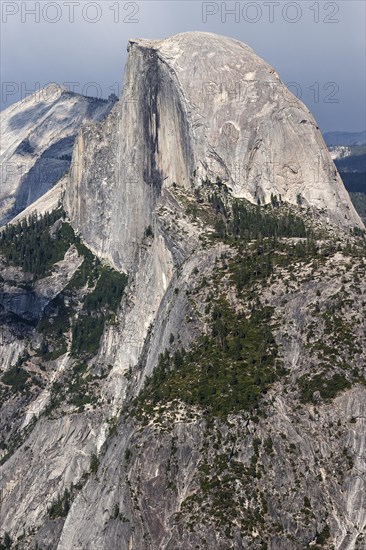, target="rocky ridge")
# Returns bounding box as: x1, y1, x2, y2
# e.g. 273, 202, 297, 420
0, 86, 115, 226
0, 32, 365, 550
